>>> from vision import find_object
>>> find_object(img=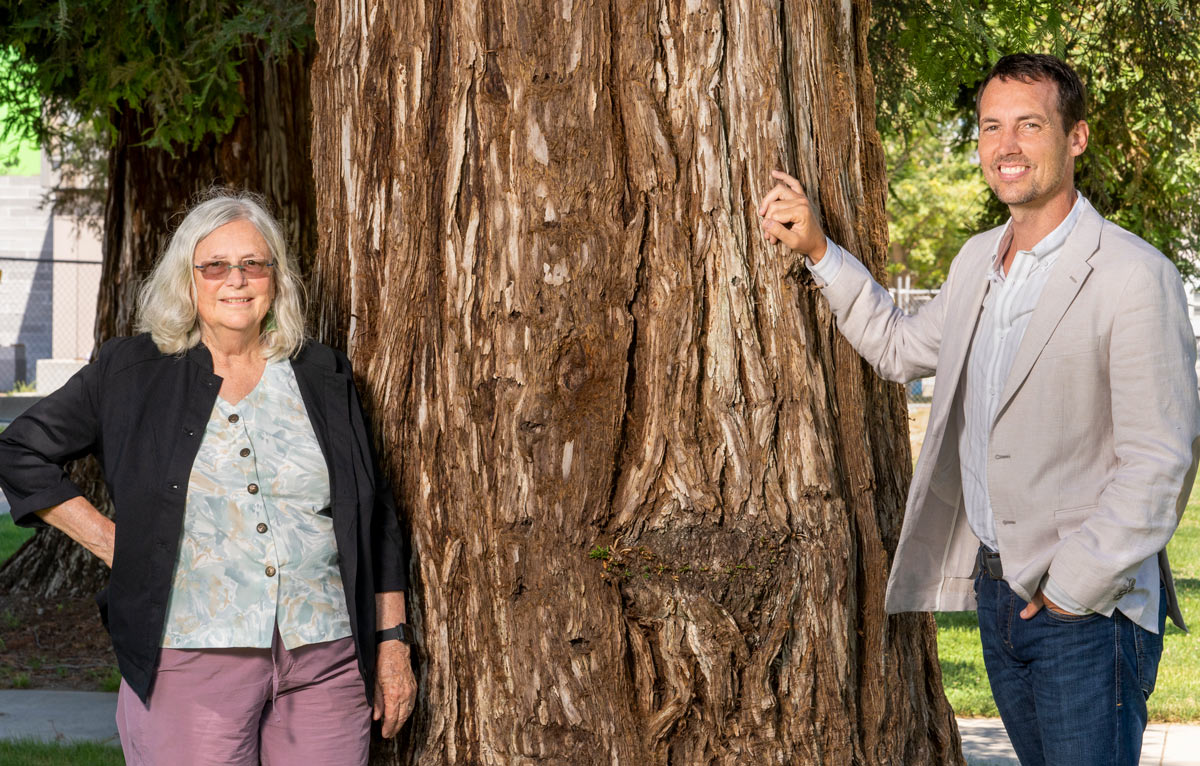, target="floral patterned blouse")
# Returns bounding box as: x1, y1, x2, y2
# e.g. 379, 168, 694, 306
161, 360, 352, 649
